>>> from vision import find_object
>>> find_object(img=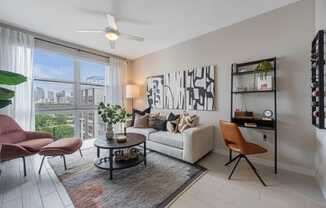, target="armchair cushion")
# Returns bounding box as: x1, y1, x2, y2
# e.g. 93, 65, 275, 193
25, 131, 53, 140
17, 138, 53, 153
0, 130, 26, 144
0, 143, 32, 161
